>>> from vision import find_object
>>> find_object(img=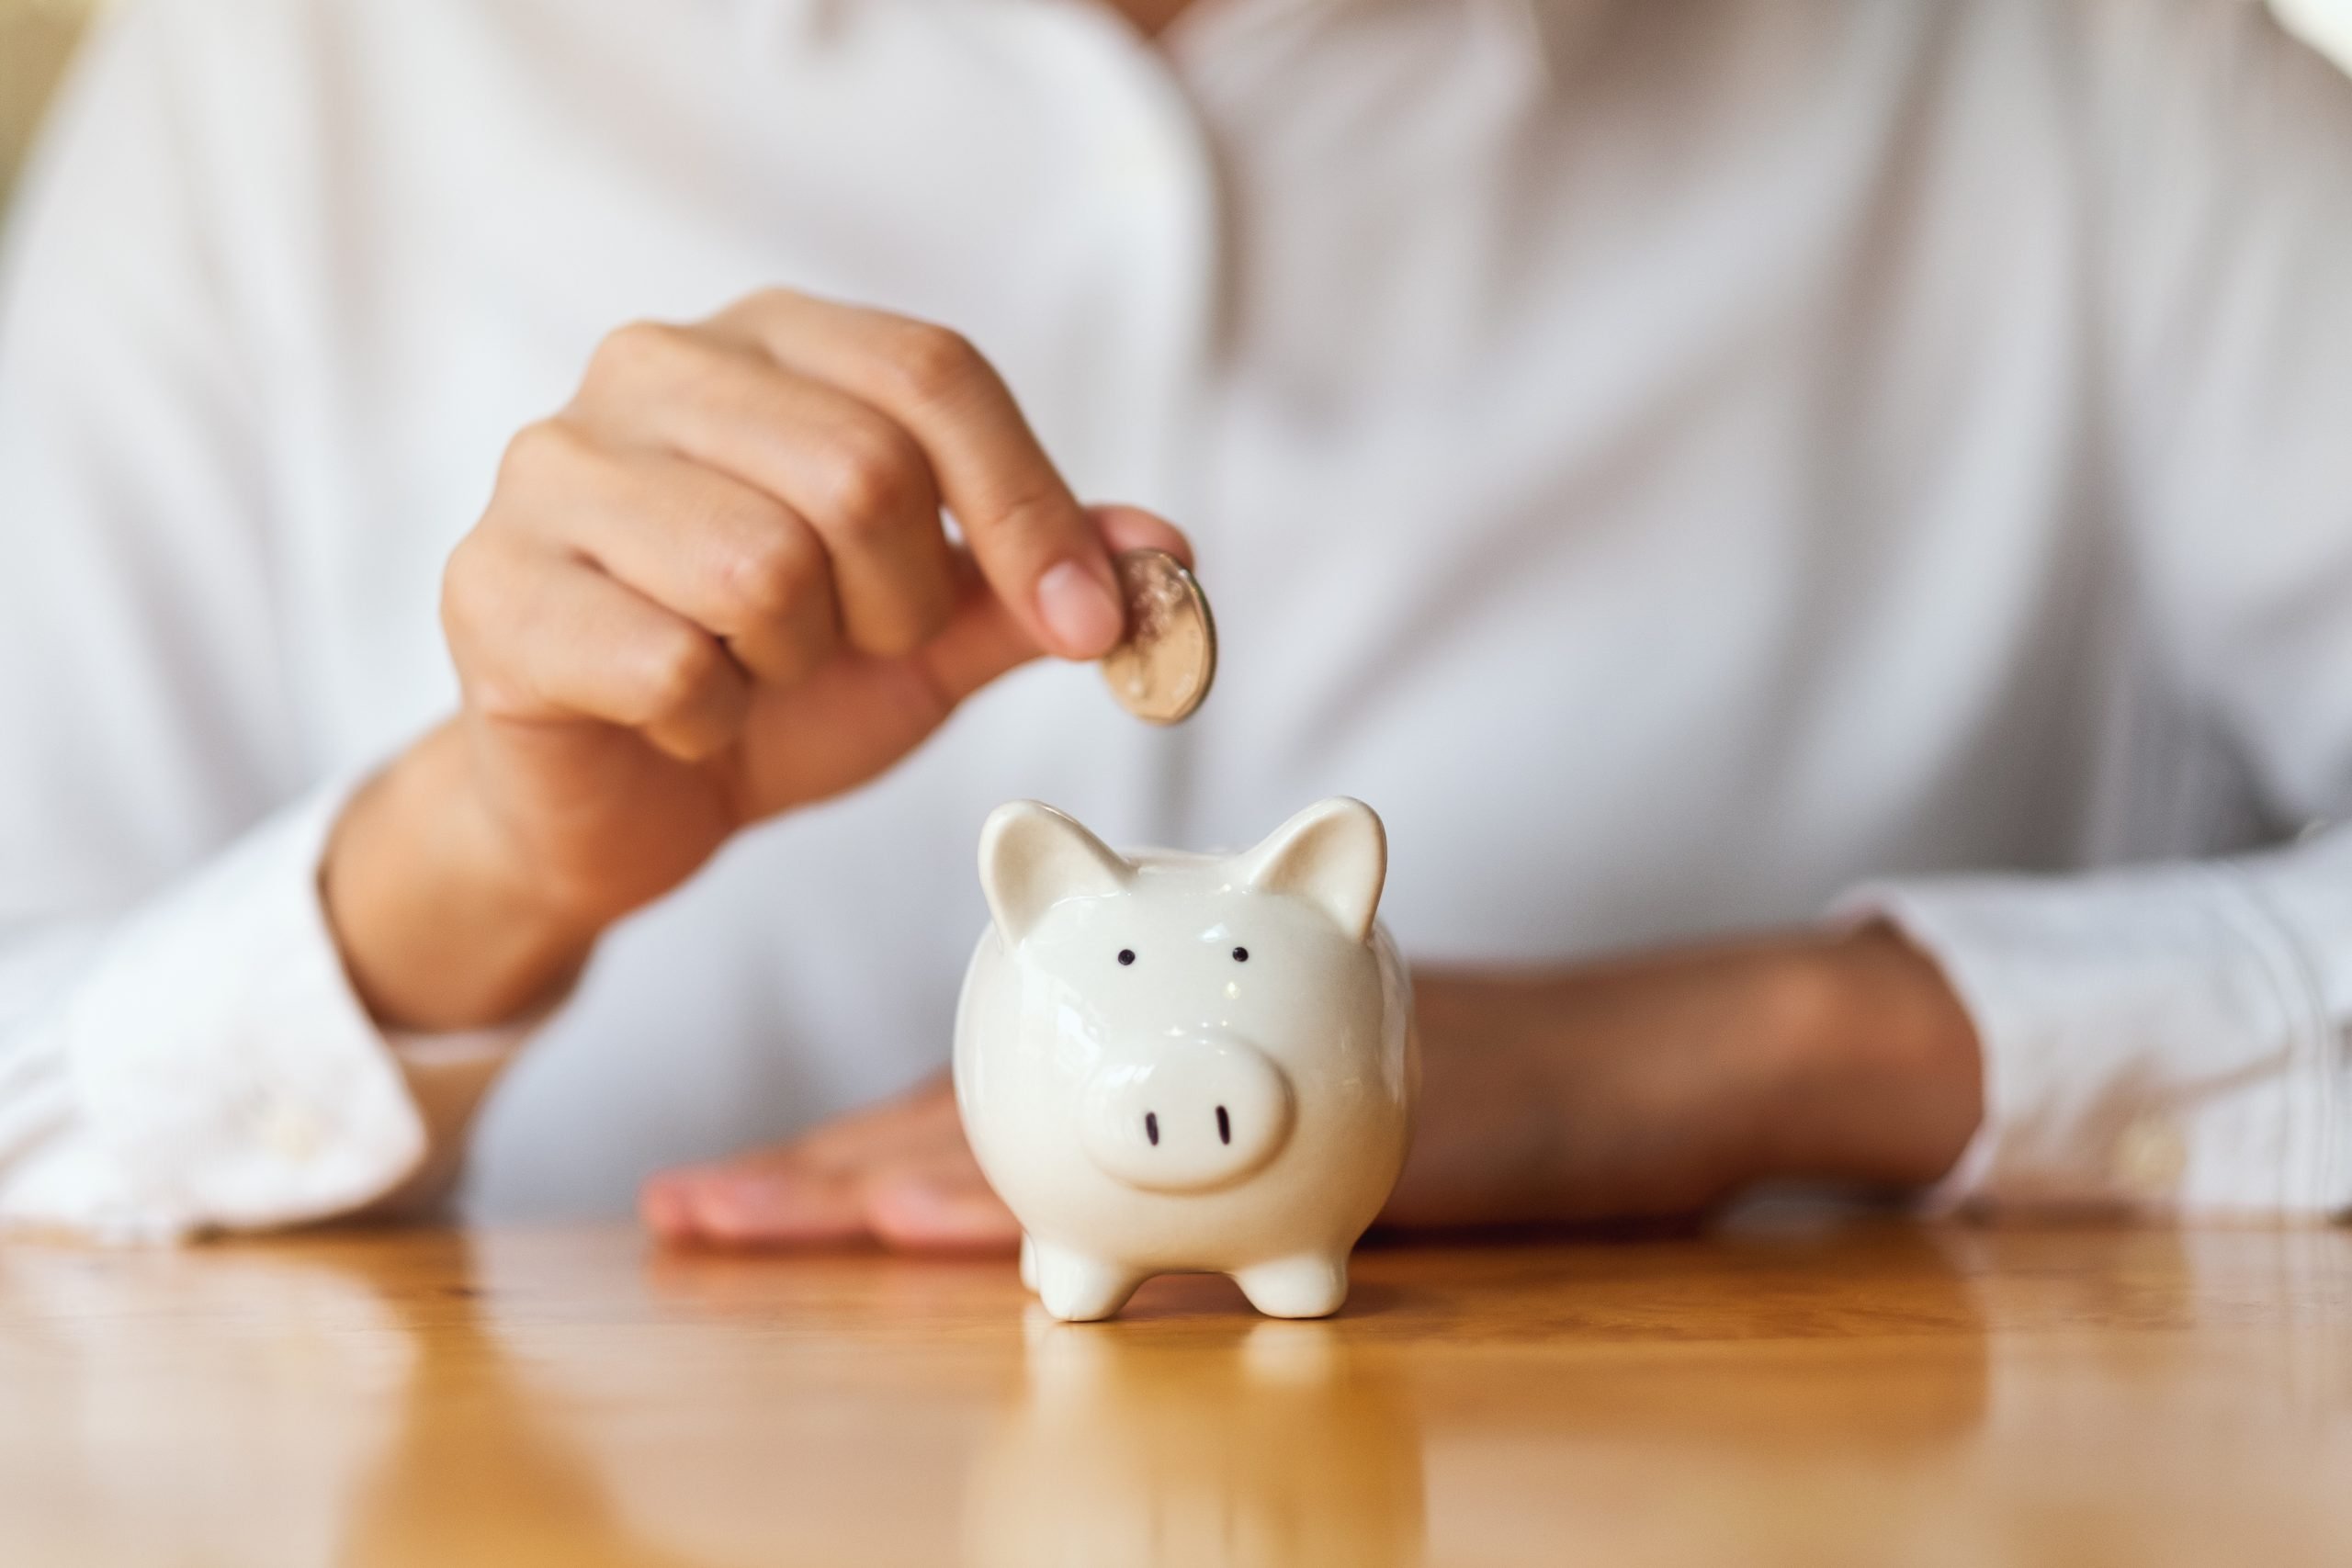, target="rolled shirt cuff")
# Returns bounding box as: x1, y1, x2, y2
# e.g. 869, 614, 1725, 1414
19, 779, 530, 1238
1838, 840, 2351, 1219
